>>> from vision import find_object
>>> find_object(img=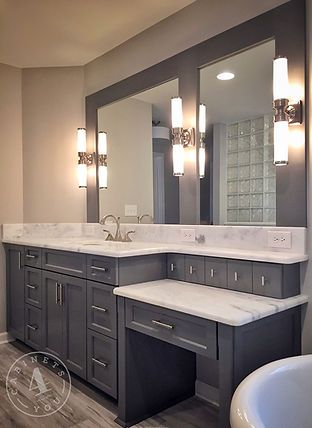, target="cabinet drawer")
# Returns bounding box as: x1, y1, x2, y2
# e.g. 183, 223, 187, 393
205, 257, 227, 288
42, 249, 86, 277
25, 304, 42, 350
126, 300, 217, 358
24, 247, 42, 268
185, 255, 205, 284
167, 254, 185, 280
87, 255, 118, 285
253, 262, 300, 298
25, 267, 42, 308
87, 330, 117, 399
87, 281, 117, 338
228, 260, 252, 293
